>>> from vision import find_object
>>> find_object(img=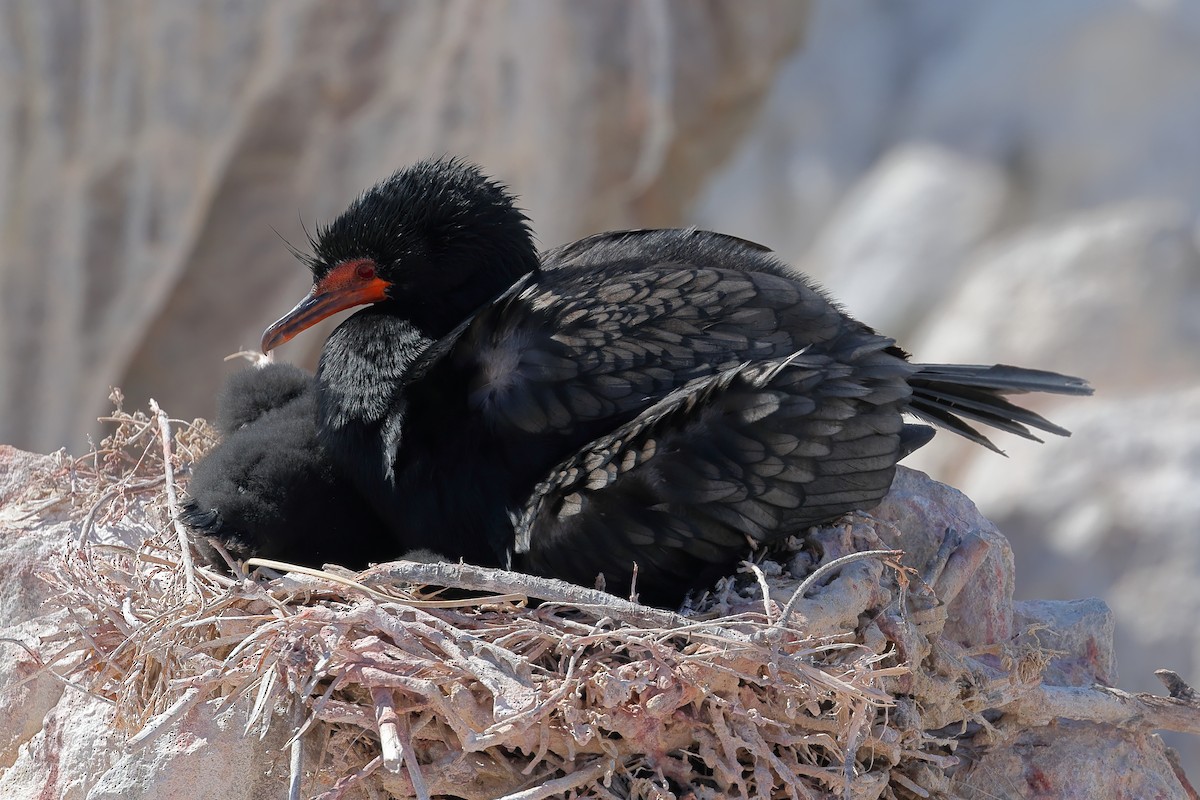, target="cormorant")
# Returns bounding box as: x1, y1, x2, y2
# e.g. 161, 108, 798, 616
180, 363, 390, 570
257, 157, 1091, 607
